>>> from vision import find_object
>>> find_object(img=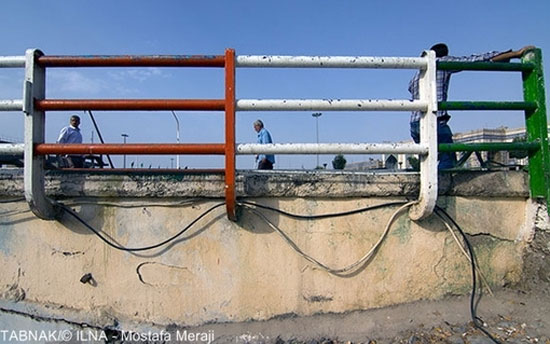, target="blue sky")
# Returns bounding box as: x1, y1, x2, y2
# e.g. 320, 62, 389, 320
1, 0, 549, 169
